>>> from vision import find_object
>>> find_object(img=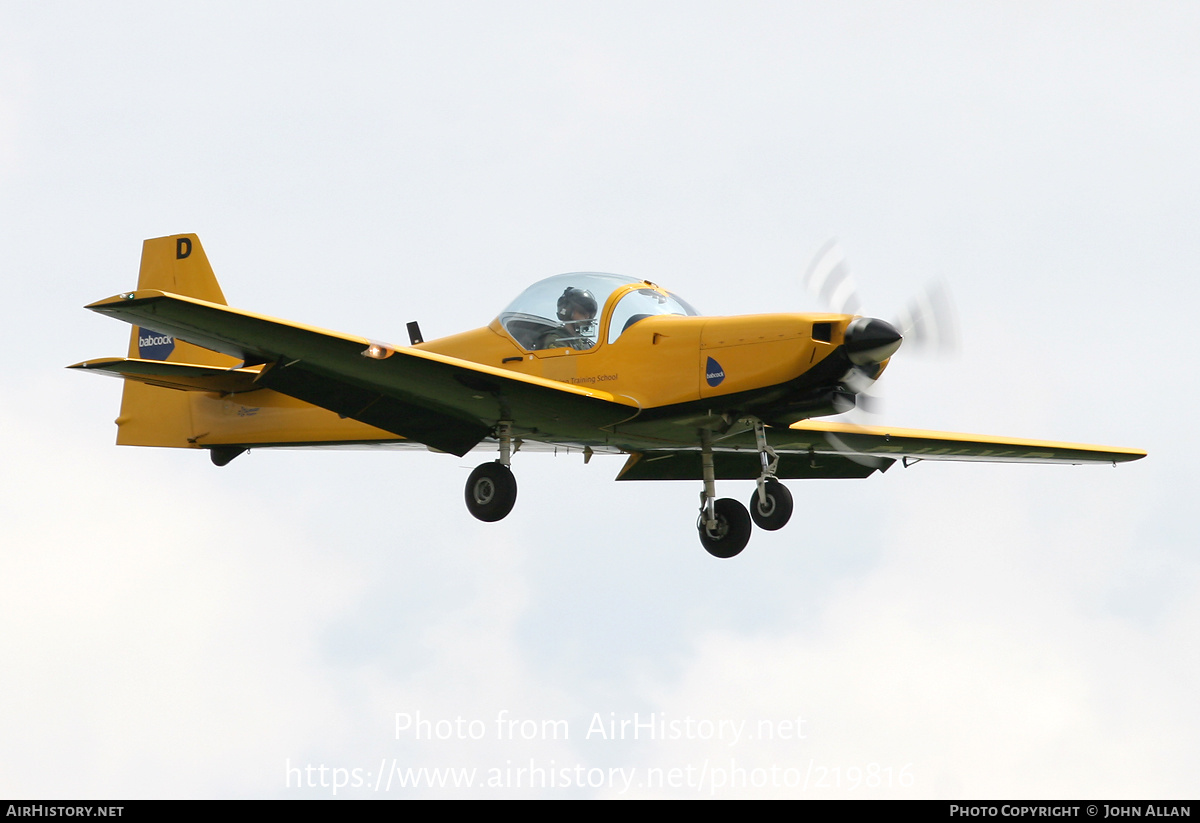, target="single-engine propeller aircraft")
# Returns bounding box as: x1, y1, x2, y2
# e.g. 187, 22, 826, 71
72, 234, 1145, 558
